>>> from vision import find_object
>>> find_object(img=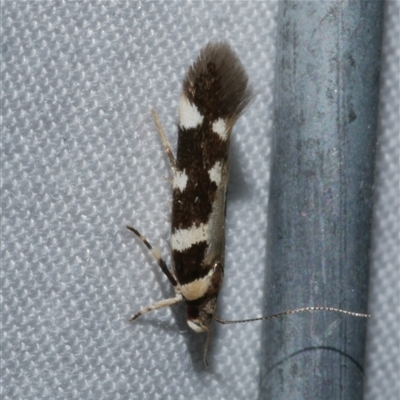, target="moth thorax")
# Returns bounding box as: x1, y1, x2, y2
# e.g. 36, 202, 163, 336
186, 298, 217, 333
